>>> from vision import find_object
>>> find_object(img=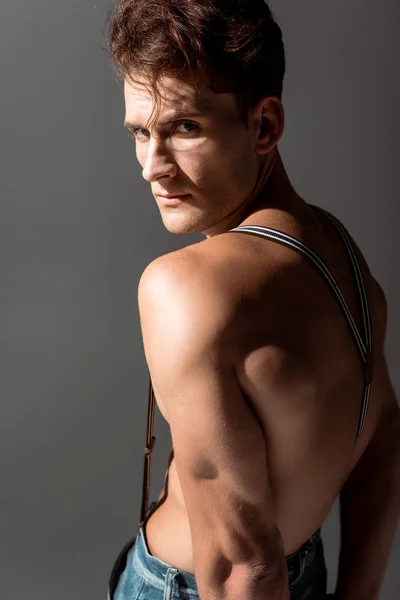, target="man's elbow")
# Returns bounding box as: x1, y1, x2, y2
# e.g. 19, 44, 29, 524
218, 554, 290, 600
199, 523, 287, 585
197, 552, 290, 600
